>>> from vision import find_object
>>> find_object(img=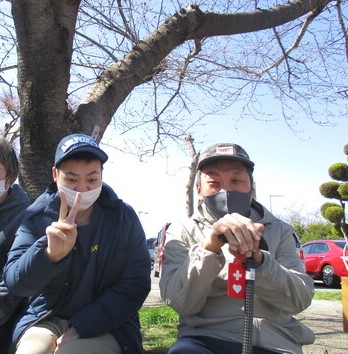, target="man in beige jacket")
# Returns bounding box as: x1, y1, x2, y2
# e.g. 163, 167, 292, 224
160, 143, 314, 354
